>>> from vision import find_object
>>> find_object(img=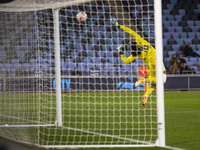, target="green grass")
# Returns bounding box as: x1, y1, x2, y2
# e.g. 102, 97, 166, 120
0, 91, 200, 150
